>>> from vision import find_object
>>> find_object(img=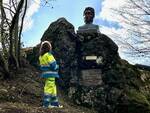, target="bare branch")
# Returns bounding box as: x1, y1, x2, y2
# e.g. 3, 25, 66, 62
3, 6, 15, 14
1, 5, 11, 27
111, 0, 150, 57
12, 0, 17, 11
130, 0, 150, 15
